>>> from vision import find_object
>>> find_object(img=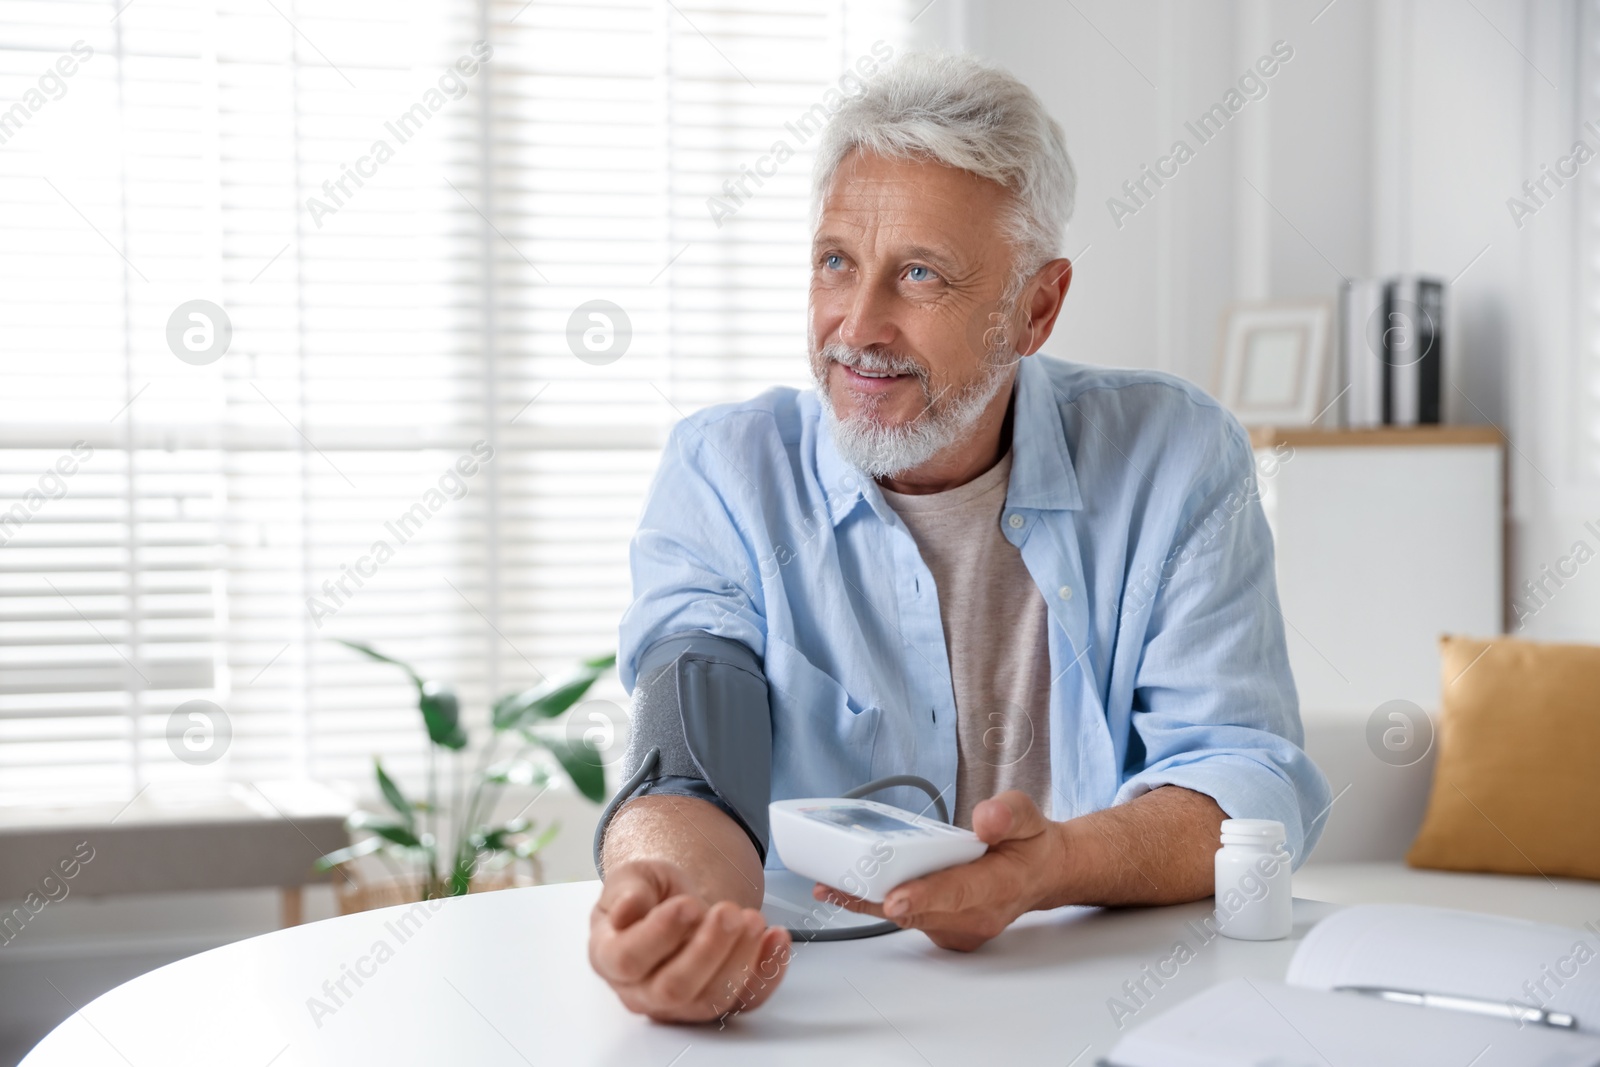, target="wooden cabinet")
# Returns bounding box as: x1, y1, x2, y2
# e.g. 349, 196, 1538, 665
1249, 427, 1504, 714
